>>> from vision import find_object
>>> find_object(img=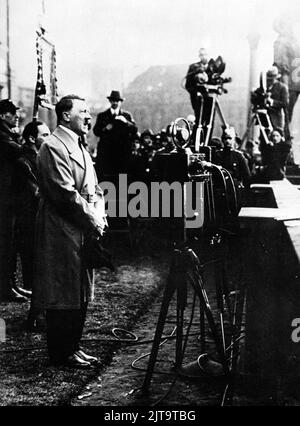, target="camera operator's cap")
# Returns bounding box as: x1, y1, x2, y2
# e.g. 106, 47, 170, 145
107, 90, 124, 102
0, 99, 20, 114
267, 66, 281, 78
